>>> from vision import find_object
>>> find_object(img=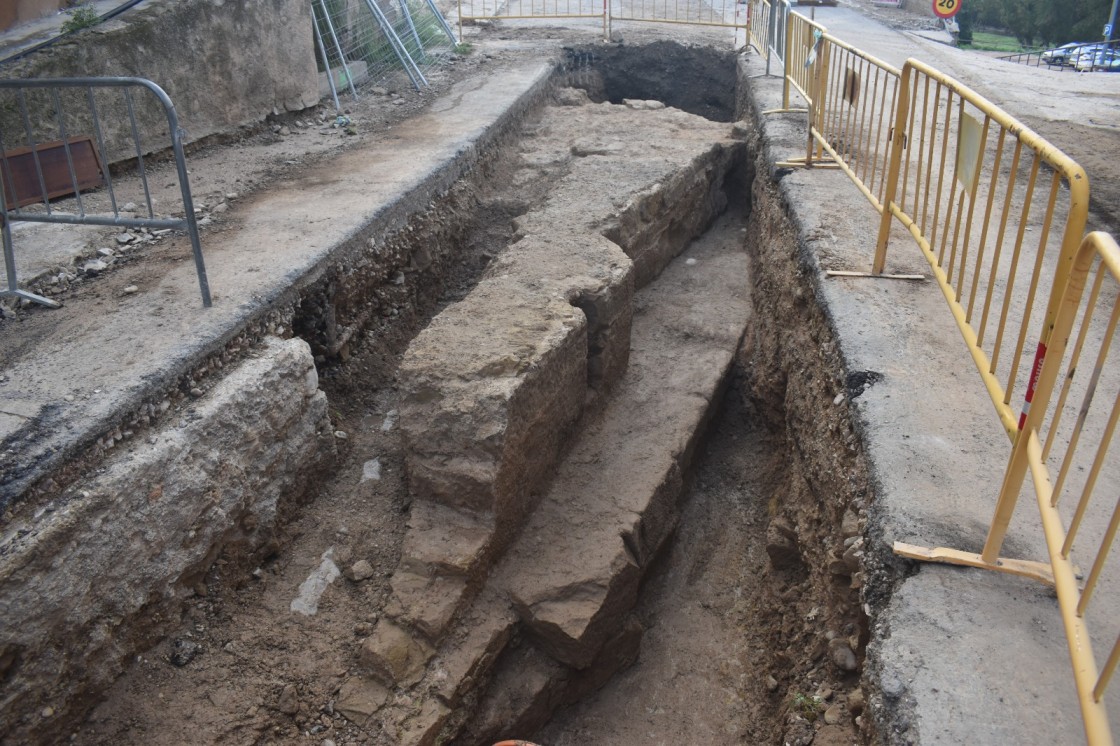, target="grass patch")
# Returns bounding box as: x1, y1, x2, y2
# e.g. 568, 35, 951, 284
960, 30, 1040, 54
